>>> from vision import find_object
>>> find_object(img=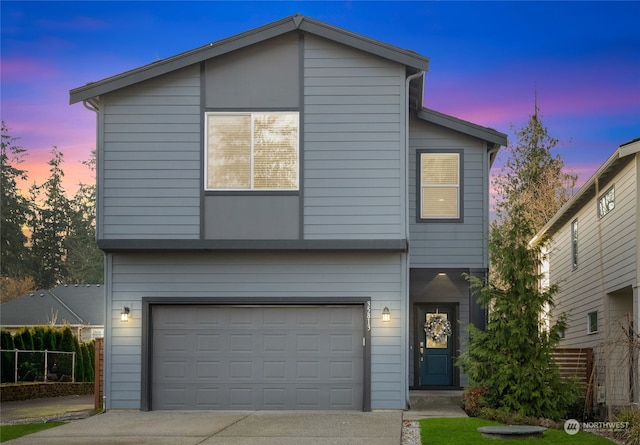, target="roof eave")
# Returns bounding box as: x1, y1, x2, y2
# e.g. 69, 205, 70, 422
530, 138, 640, 246
417, 108, 508, 147
70, 14, 430, 104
